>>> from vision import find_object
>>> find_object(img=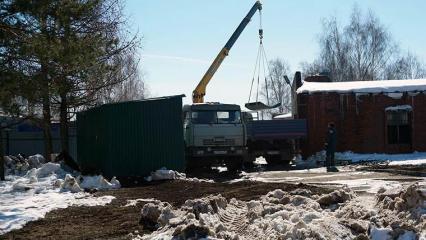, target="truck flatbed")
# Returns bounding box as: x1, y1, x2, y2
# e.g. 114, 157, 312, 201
245, 118, 307, 165
246, 119, 307, 140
